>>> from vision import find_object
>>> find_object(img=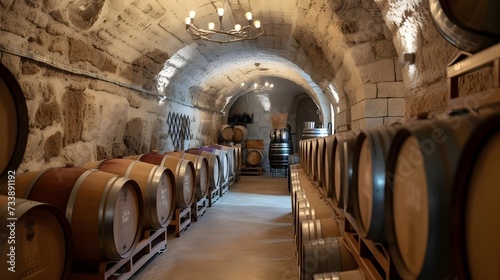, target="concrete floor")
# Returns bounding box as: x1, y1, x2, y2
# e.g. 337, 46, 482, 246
131, 175, 299, 280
